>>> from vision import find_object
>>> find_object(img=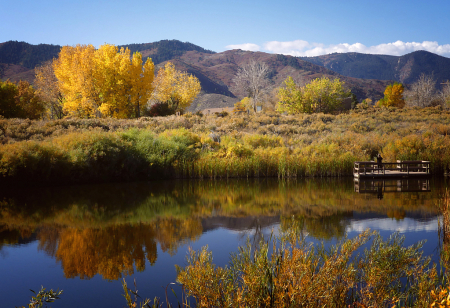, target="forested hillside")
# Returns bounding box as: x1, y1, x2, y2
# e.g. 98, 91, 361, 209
121, 39, 215, 65
0, 41, 60, 69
